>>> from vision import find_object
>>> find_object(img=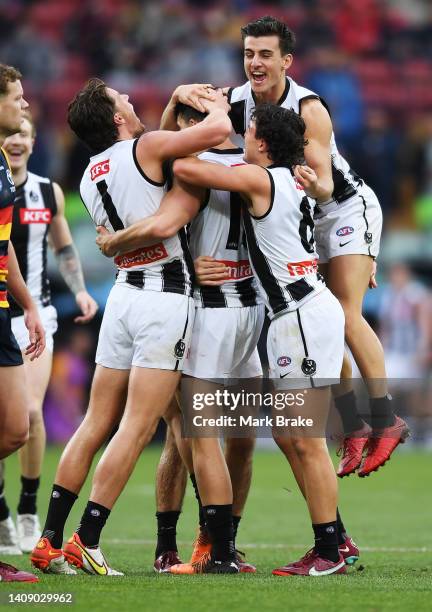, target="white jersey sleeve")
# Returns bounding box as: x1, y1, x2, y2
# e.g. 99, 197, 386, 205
80, 139, 194, 296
